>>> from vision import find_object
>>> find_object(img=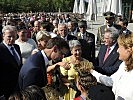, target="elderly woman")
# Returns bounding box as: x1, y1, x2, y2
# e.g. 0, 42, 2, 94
60, 40, 93, 100
31, 31, 51, 55
92, 33, 133, 100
